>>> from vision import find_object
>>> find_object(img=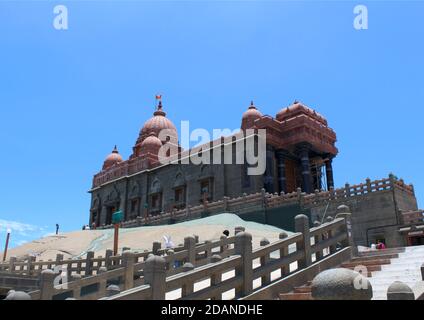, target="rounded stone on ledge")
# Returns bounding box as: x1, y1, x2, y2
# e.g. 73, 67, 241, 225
4, 291, 32, 300
336, 204, 351, 214
279, 232, 288, 239
387, 281, 415, 300
311, 268, 373, 300
260, 238, 270, 246
325, 216, 334, 222
313, 220, 321, 227
182, 262, 194, 272
106, 284, 121, 297
98, 267, 108, 274
210, 254, 222, 263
